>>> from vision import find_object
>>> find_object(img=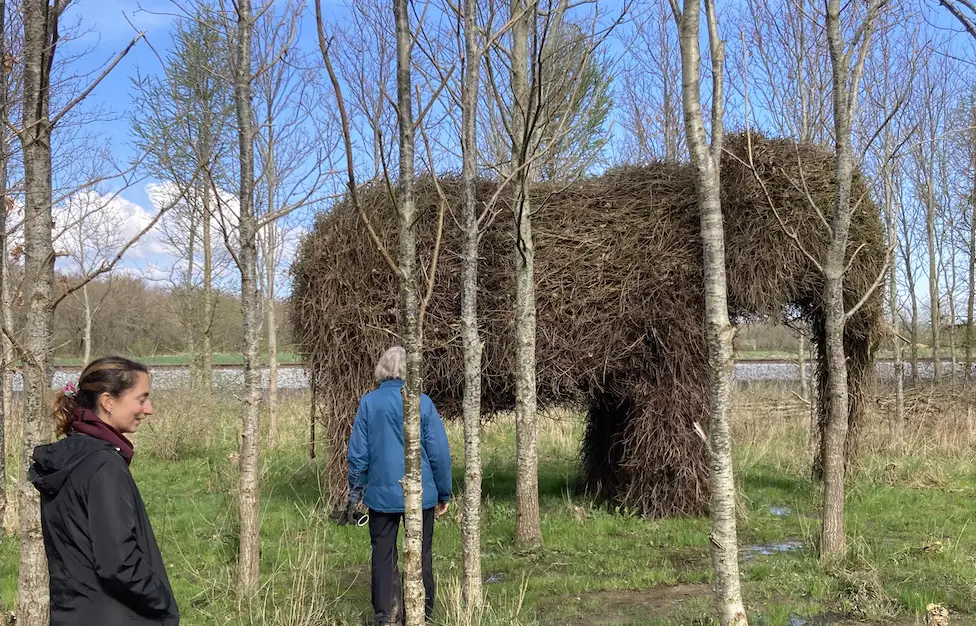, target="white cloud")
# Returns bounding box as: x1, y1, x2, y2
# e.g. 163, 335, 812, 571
53, 189, 164, 273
